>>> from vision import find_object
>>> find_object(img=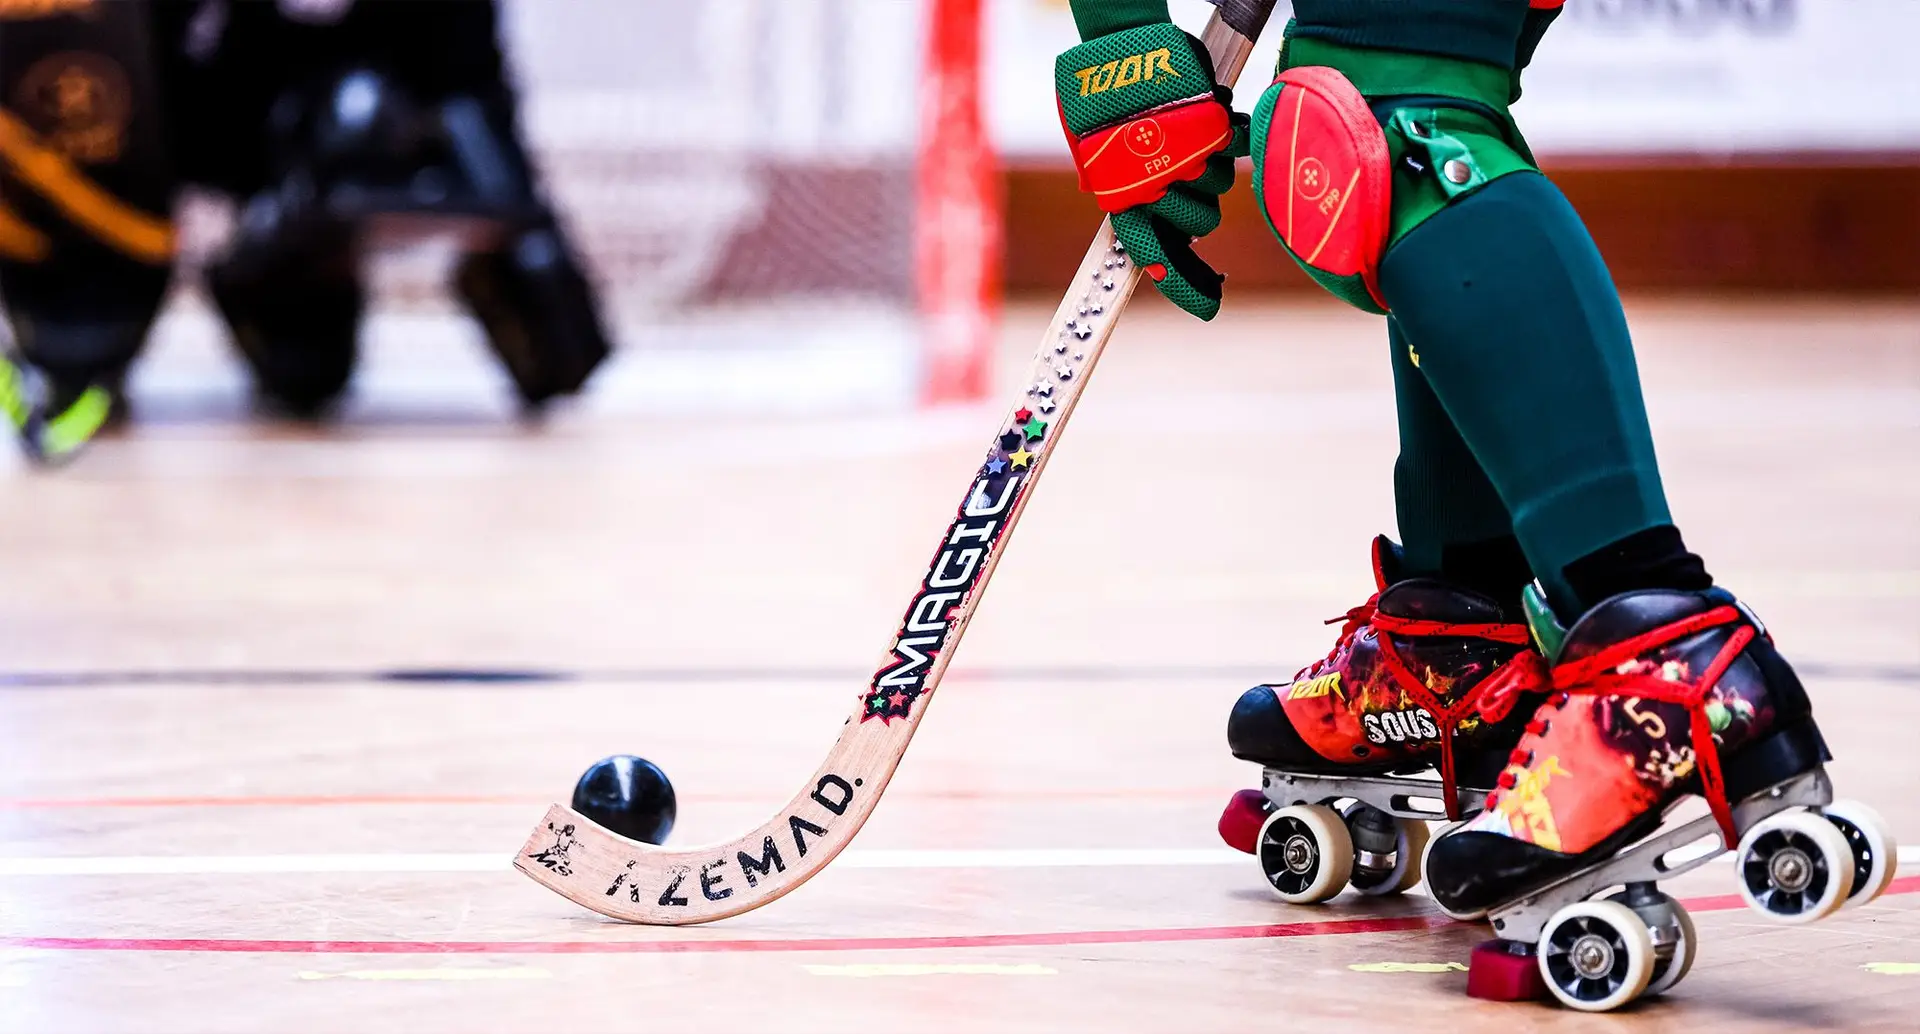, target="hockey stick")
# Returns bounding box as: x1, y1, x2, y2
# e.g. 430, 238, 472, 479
514, 0, 1280, 925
